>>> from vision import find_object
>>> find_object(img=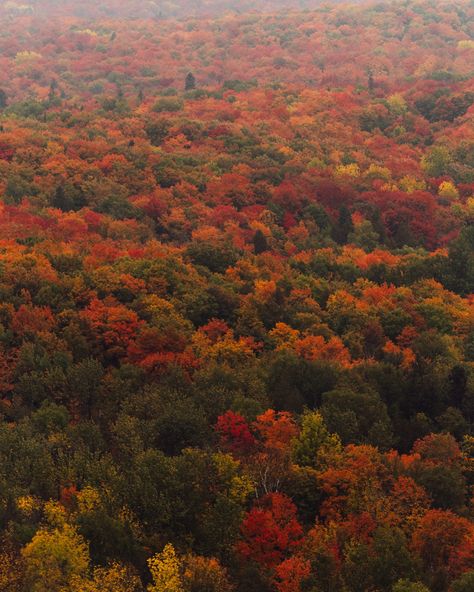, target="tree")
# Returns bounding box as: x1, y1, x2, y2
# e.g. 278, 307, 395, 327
145, 119, 171, 146
320, 387, 394, 449
411, 510, 474, 590
451, 571, 474, 592
182, 555, 233, 592
216, 411, 256, 455
368, 68, 375, 92
448, 225, 474, 295
438, 181, 459, 201
251, 410, 299, 494
48, 78, 58, 101
368, 527, 417, 592
253, 229, 269, 254
69, 564, 142, 592
148, 543, 183, 592
348, 220, 380, 251
415, 464, 466, 511
421, 146, 453, 178
292, 410, 341, 469
0, 89, 7, 109
22, 508, 90, 592
333, 205, 354, 245
185, 73, 196, 91
237, 493, 303, 570
273, 556, 310, 592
